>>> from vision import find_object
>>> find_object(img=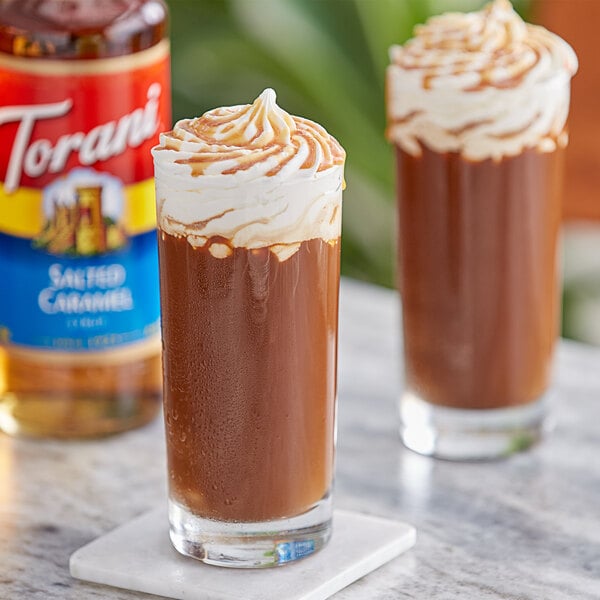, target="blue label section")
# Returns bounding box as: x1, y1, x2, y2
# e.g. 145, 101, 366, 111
0, 231, 160, 350
276, 540, 316, 564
